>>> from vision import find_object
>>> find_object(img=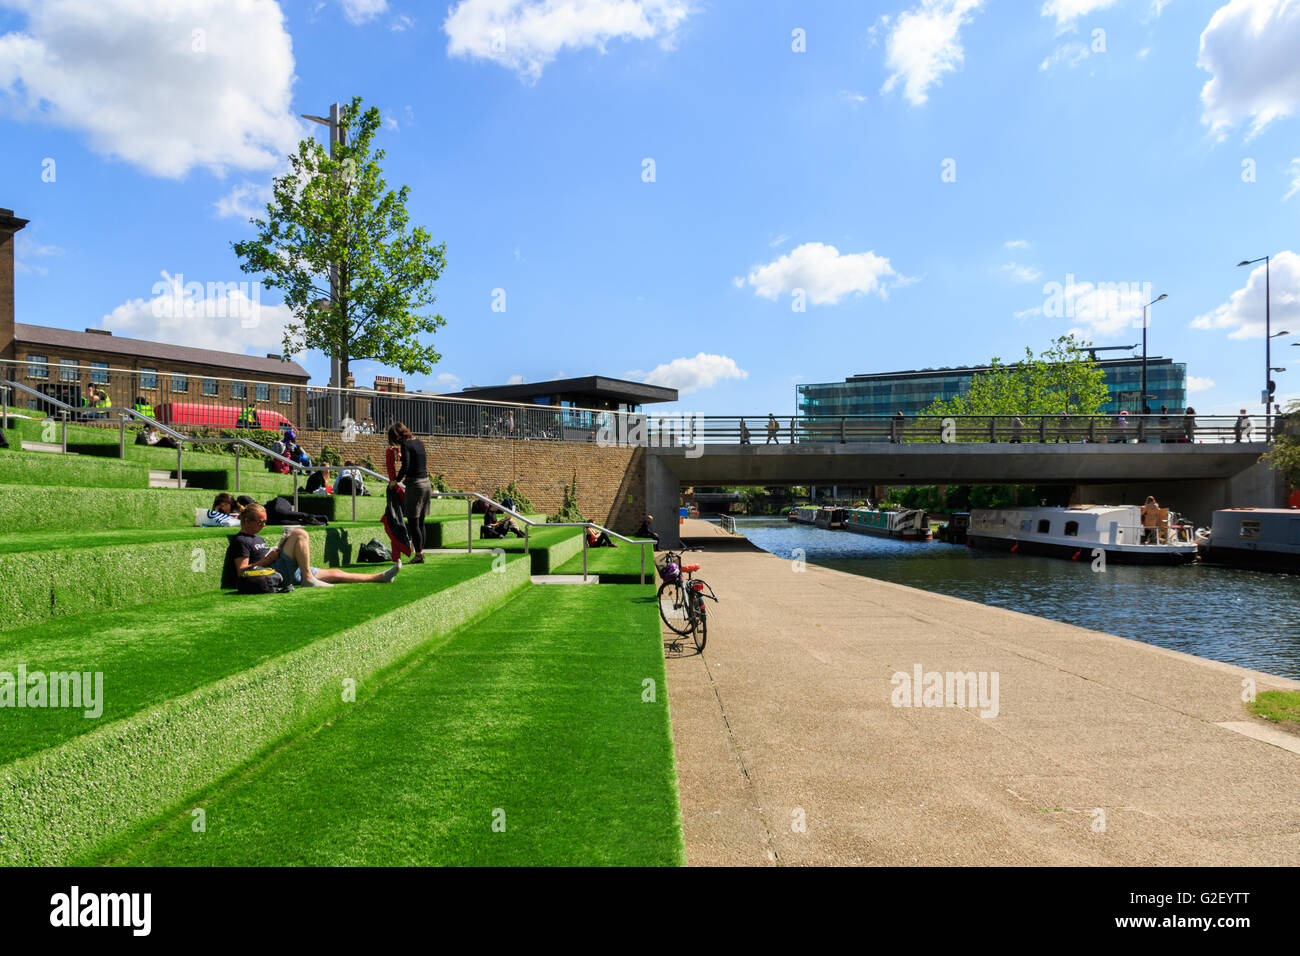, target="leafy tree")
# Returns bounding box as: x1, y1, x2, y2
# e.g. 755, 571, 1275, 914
923, 334, 1108, 419
1261, 401, 1300, 485
493, 480, 535, 515
232, 95, 447, 387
